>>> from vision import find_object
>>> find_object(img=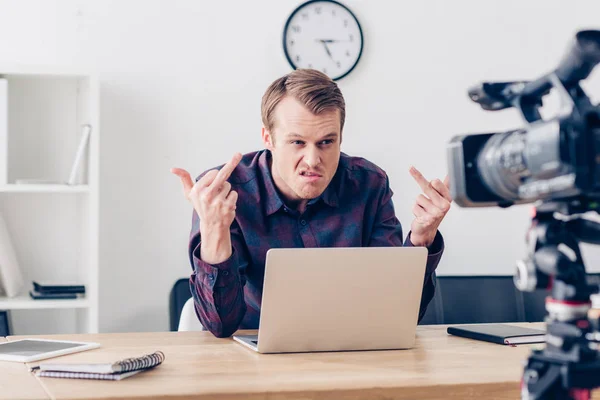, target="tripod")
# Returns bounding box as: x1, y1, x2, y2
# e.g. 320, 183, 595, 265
515, 200, 600, 400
